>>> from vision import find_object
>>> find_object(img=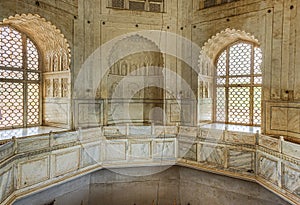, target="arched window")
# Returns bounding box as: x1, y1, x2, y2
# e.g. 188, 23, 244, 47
215, 41, 262, 125
0, 26, 41, 129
